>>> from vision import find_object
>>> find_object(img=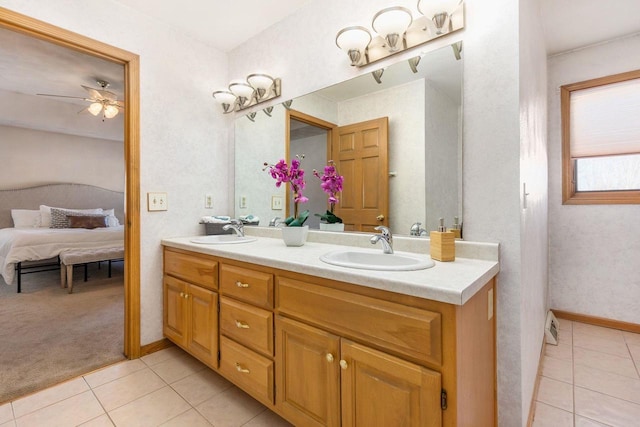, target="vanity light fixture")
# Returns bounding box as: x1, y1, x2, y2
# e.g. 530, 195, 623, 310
371, 7, 413, 53
372, 69, 385, 84
335, 1, 464, 67
212, 73, 281, 113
